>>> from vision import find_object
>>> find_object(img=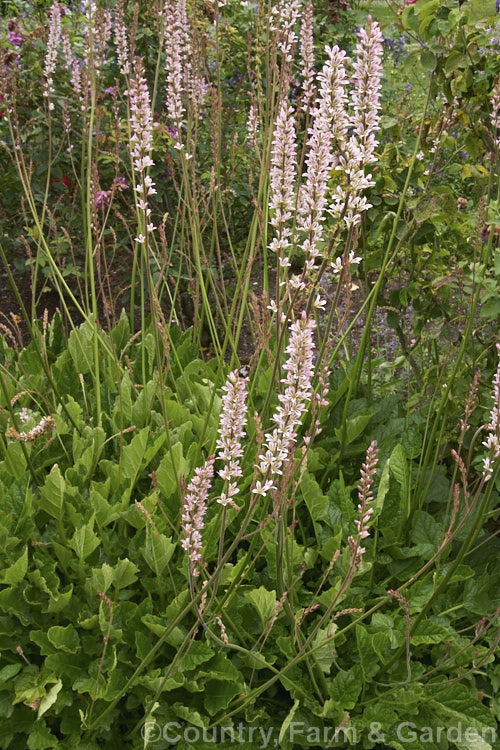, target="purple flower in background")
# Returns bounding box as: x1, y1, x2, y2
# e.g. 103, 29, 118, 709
105, 86, 115, 96
7, 18, 23, 46
7, 30, 23, 46
113, 176, 129, 191
497, 0, 500, 13
95, 190, 110, 210
461, 151, 468, 158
